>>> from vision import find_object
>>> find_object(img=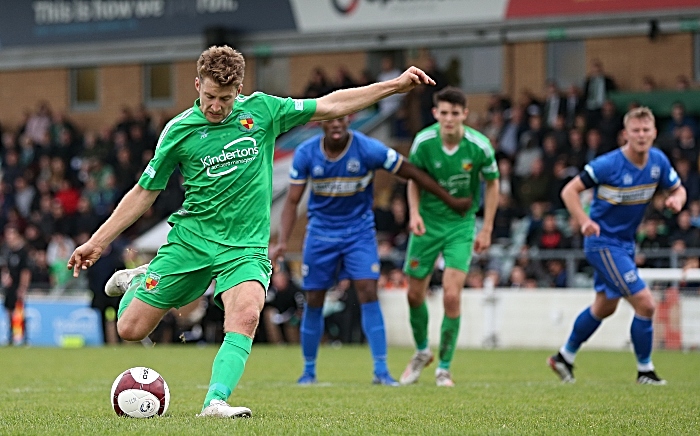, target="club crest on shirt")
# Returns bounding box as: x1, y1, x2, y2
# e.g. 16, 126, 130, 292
238, 113, 258, 132
650, 165, 660, 180
461, 159, 473, 172
347, 158, 360, 173
312, 166, 324, 177
144, 272, 161, 292
623, 173, 633, 185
